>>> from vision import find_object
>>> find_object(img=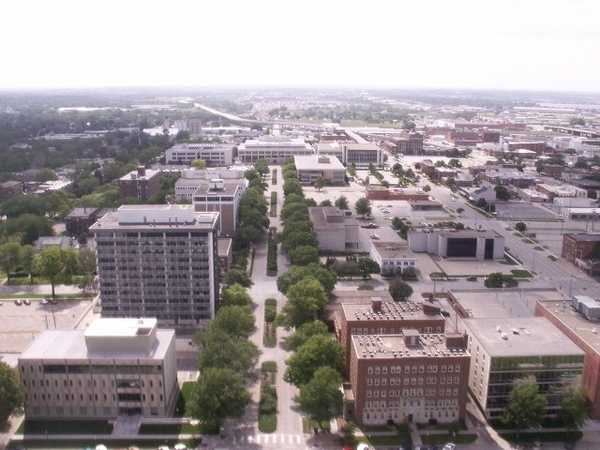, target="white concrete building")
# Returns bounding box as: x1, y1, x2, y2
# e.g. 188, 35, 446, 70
408, 230, 505, 260
370, 241, 418, 276
165, 143, 234, 166
237, 136, 313, 164
294, 154, 346, 185
19, 318, 178, 420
